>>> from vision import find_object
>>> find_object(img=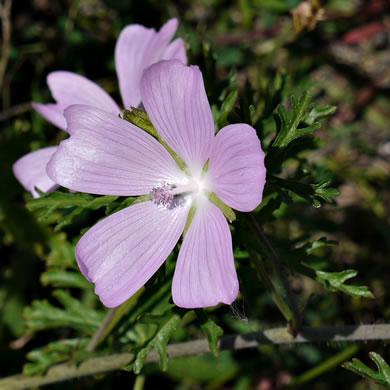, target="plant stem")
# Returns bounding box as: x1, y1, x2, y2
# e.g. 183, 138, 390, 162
86, 307, 119, 352
133, 375, 146, 390
287, 344, 359, 387
0, 0, 12, 89
1, 324, 389, 389
246, 214, 302, 333
249, 248, 295, 324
